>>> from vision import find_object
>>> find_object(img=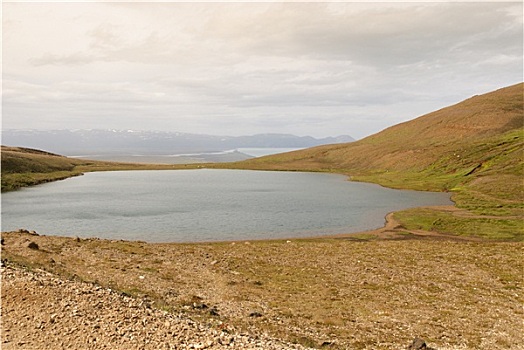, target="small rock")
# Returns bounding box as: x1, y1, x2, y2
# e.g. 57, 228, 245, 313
27, 241, 39, 250
407, 338, 436, 350
248, 311, 263, 318
193, 302, 208, 310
